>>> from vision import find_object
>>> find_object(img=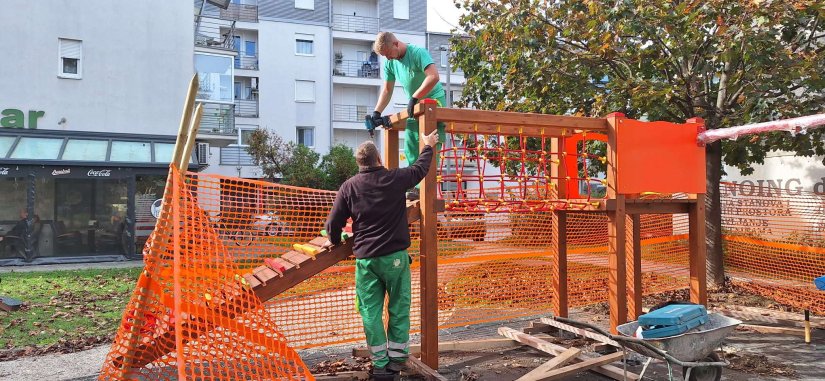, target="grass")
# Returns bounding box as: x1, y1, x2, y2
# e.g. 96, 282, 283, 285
0, 267, 141, 354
